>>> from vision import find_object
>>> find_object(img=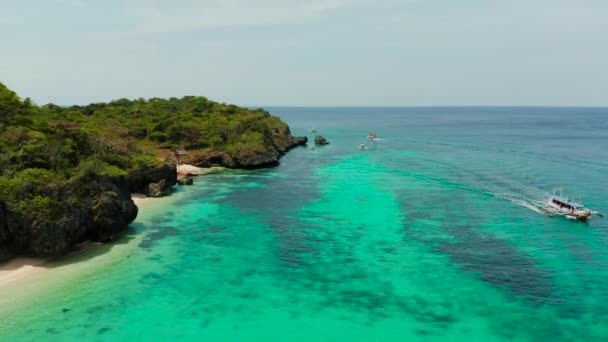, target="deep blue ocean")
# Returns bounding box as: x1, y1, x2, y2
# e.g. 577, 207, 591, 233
1, 107, 607, 341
